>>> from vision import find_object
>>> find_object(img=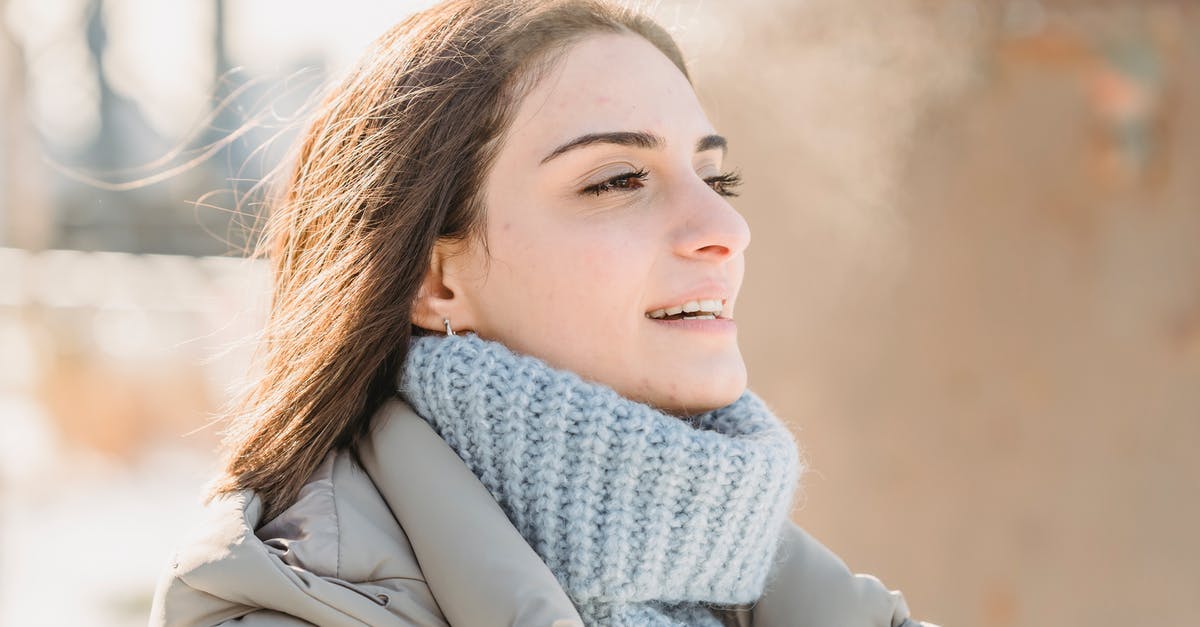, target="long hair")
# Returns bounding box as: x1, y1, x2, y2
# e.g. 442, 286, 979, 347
208, 0, 693, 522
